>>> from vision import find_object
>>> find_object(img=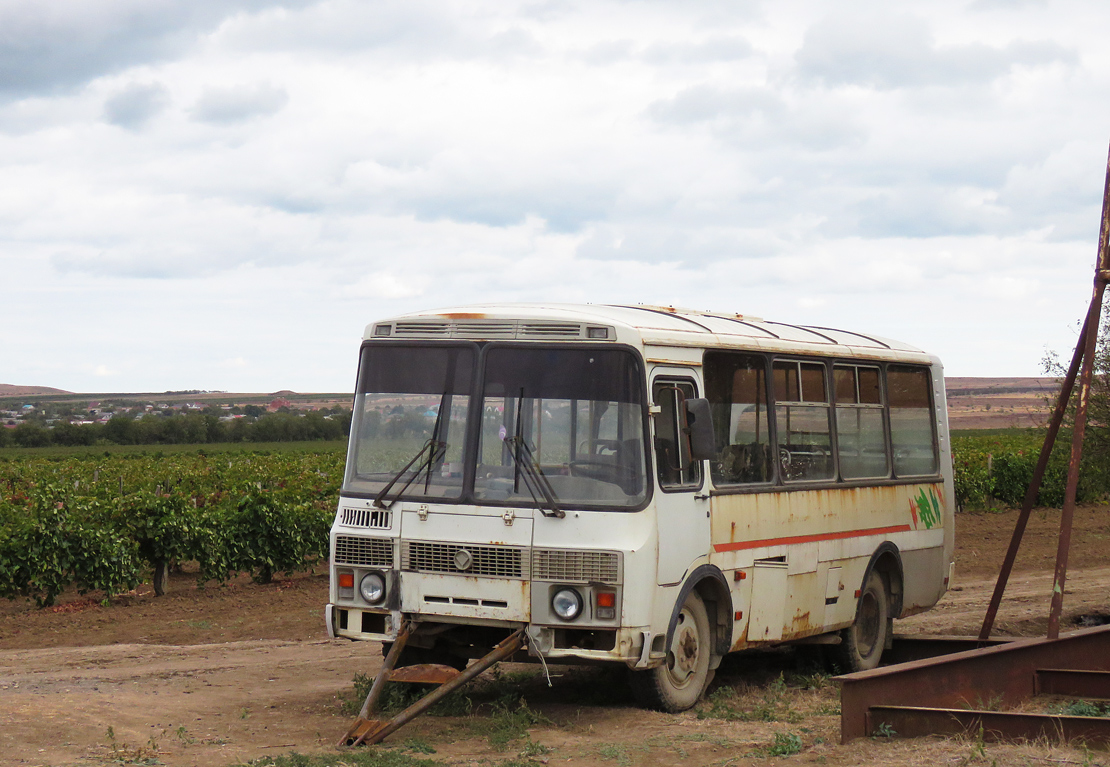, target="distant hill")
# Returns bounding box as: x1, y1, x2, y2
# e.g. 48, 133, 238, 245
944, 377, 1058, 430
0, 384, 72, 396
0, 378, 1061, 431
